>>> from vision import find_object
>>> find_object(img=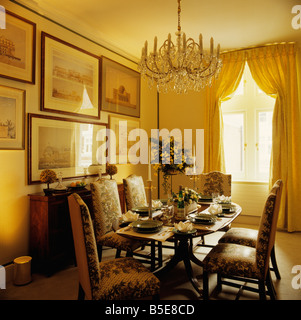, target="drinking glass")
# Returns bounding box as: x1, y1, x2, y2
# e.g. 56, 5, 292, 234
212, 192, 220, 203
